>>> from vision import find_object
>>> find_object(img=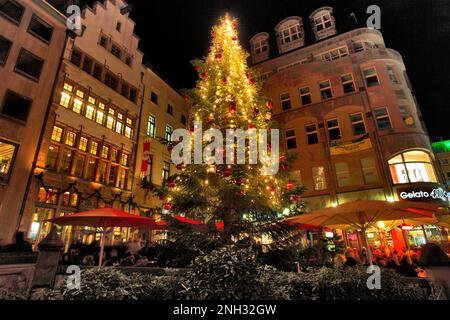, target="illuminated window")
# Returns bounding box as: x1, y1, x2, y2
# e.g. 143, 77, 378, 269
350, 113, 366, 135
73, 99, 83, 114
374, 108, 392, 130
108, 108, 115, 115
106, 116, 115, 130
74, 155, 85, 177
126, 118, 133, 125
65, 132, 77, 147
319, 80, 333, 100
147, 115, 156, 137
60, 150, 73, 174
111, 149, 119, 163
75, 90, 84, 98
364, 67, 380, 87
388, 151, 438, 184
285, 129, 297, 150
335, 162, 351, 187
165, 125, 173, 142
101, 146, 109, 159
162, 161, 170, 183
59, 92, 71, 108
79, 137, 88, 152
299, 87, 312, 105
90, 141, 98, 155
88, 96, 96, 104
118, 113, 123, 120
341, 74, 356, 94
361, 157, 378, 184
85, 105, 95, 120
98, 162, 107, 183
0, 140, 18, 184
45, 145, 59, 169
51, 126, 63, 142
118, 169, 128, 189
96, 110, 105, 125
109, 165, 118, 185
98, 102, 105, 110
115, 122, 123, 134
125, 126, 132, 139
121, 153, 129, 167
306, 124, 318, 145
312, 166, 327, 190
326, 119, 341, 141
87, 159, 97, 181
280, 92, 291, 111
